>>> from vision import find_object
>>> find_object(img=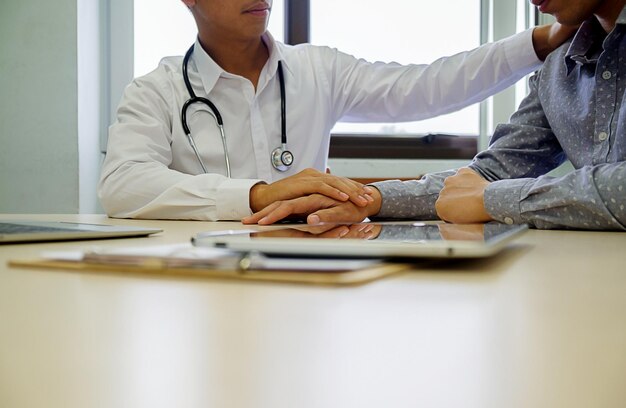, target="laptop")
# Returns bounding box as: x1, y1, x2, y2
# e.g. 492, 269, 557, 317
191, 222, 528, 259
0, 220, 162, 244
